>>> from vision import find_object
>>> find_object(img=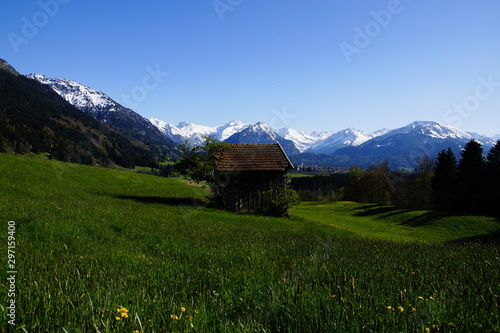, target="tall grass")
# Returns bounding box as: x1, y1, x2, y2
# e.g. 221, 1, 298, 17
0, 154, 499, 332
